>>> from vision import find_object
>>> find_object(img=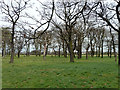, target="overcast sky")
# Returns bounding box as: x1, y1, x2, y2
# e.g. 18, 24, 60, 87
0, 0, 117, 27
